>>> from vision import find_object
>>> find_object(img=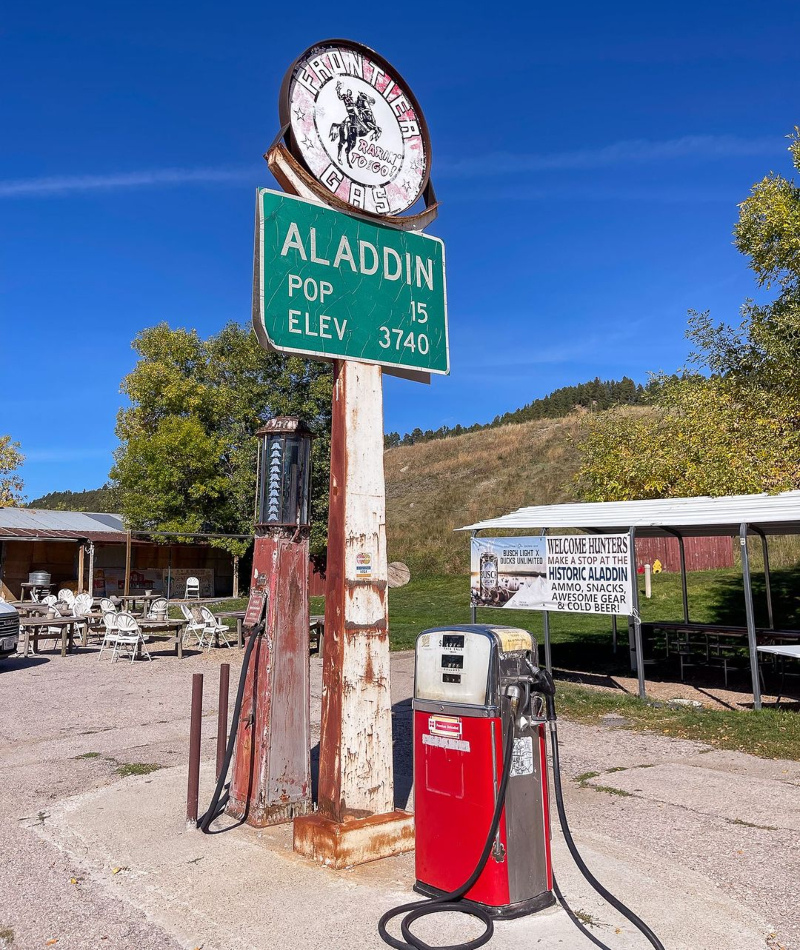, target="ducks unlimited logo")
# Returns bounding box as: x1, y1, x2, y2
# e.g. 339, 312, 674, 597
281, 40, 431, 216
